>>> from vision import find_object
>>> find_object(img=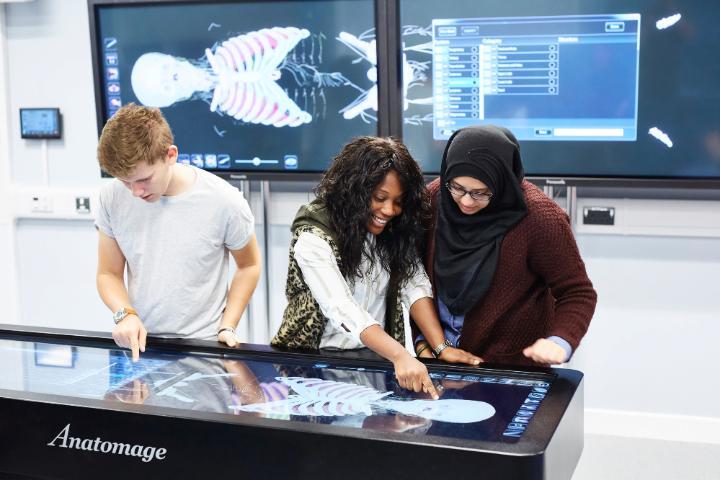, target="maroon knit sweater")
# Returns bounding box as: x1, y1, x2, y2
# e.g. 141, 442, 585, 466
424, 178, 597, 366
